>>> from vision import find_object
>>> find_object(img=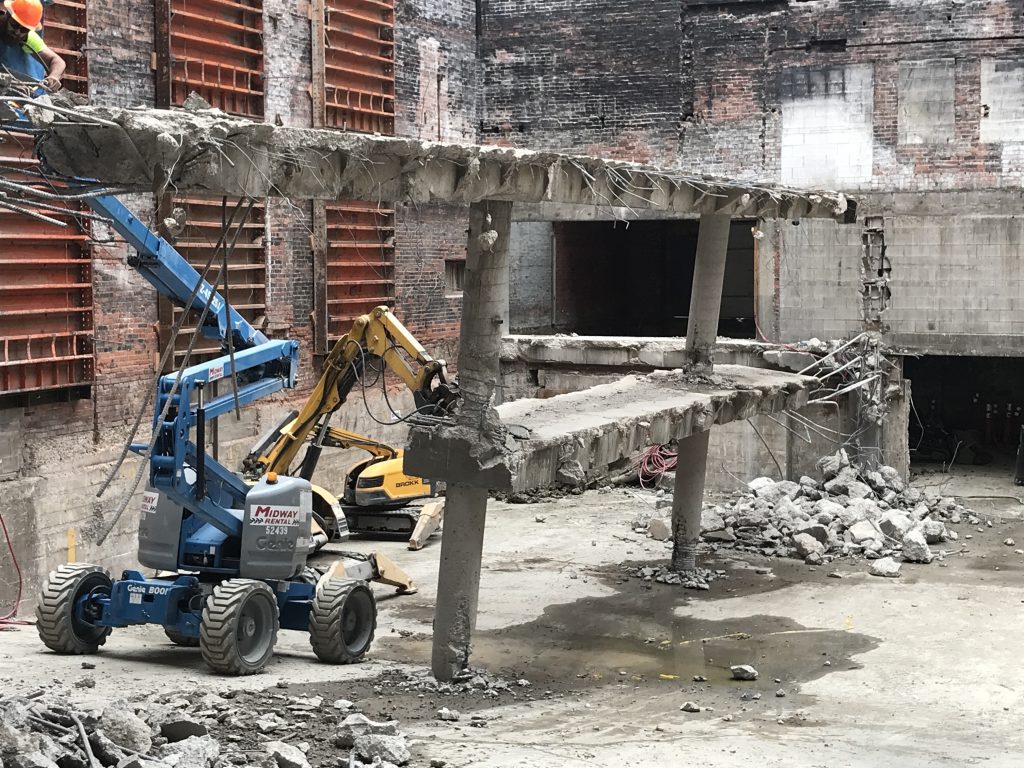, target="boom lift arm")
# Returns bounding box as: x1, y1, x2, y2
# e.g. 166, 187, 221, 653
15, 108, 414, 673
83, 194, 299, 547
